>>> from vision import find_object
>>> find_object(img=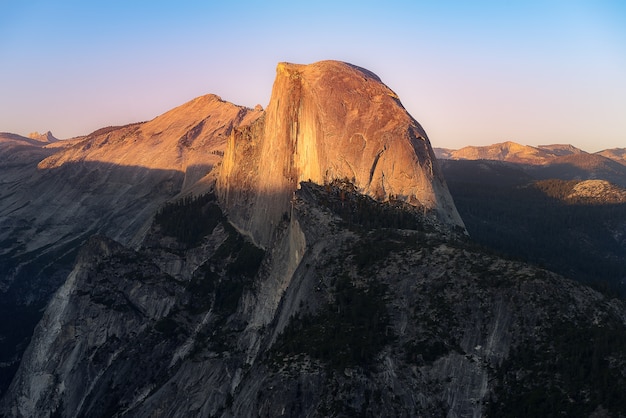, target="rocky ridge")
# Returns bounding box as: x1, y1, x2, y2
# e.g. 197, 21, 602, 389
0, 95, 259, 396
434, 141, 560, 163
1, 94, 260, 294
435, 141, 626, 188
434, 141, 625, 165
597, 148, 626, 166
